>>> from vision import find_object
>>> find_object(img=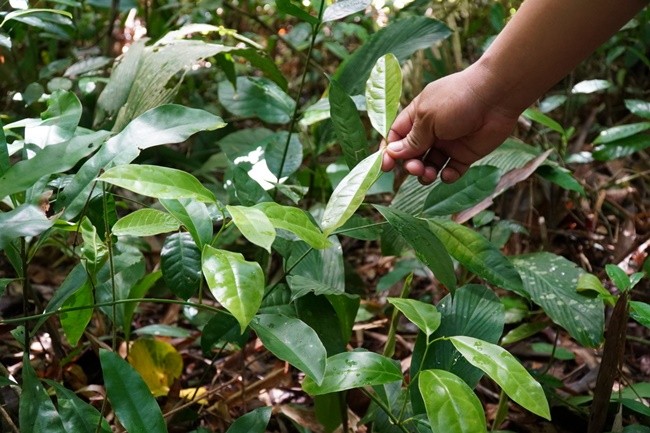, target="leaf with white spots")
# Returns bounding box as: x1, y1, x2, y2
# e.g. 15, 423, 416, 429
250, 314, 327, 385
512, 252, 604, 347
